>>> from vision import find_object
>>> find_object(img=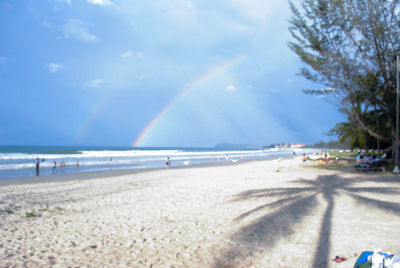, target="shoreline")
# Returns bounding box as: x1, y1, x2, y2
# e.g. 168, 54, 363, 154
0, 156, 293, 186
2, 157, 398, 267
0, 146, 309, 183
